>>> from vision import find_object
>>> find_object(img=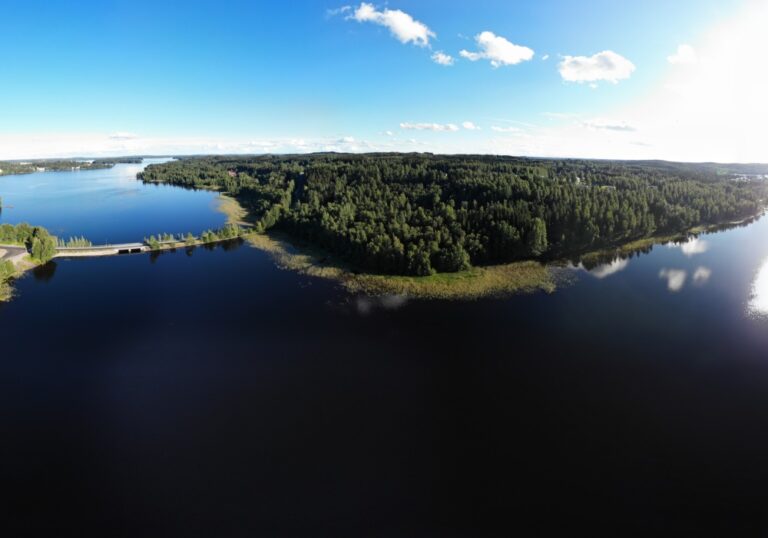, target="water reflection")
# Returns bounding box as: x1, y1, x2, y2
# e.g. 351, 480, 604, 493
32, 261, 57, 283
354, 294, 409, 316
588, 258, 629, 279
693, 266, 712, 285
670, 237, 709, 257
659, 268, 687, 292
659, 266, 712, 292
748, 258, 768, 317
